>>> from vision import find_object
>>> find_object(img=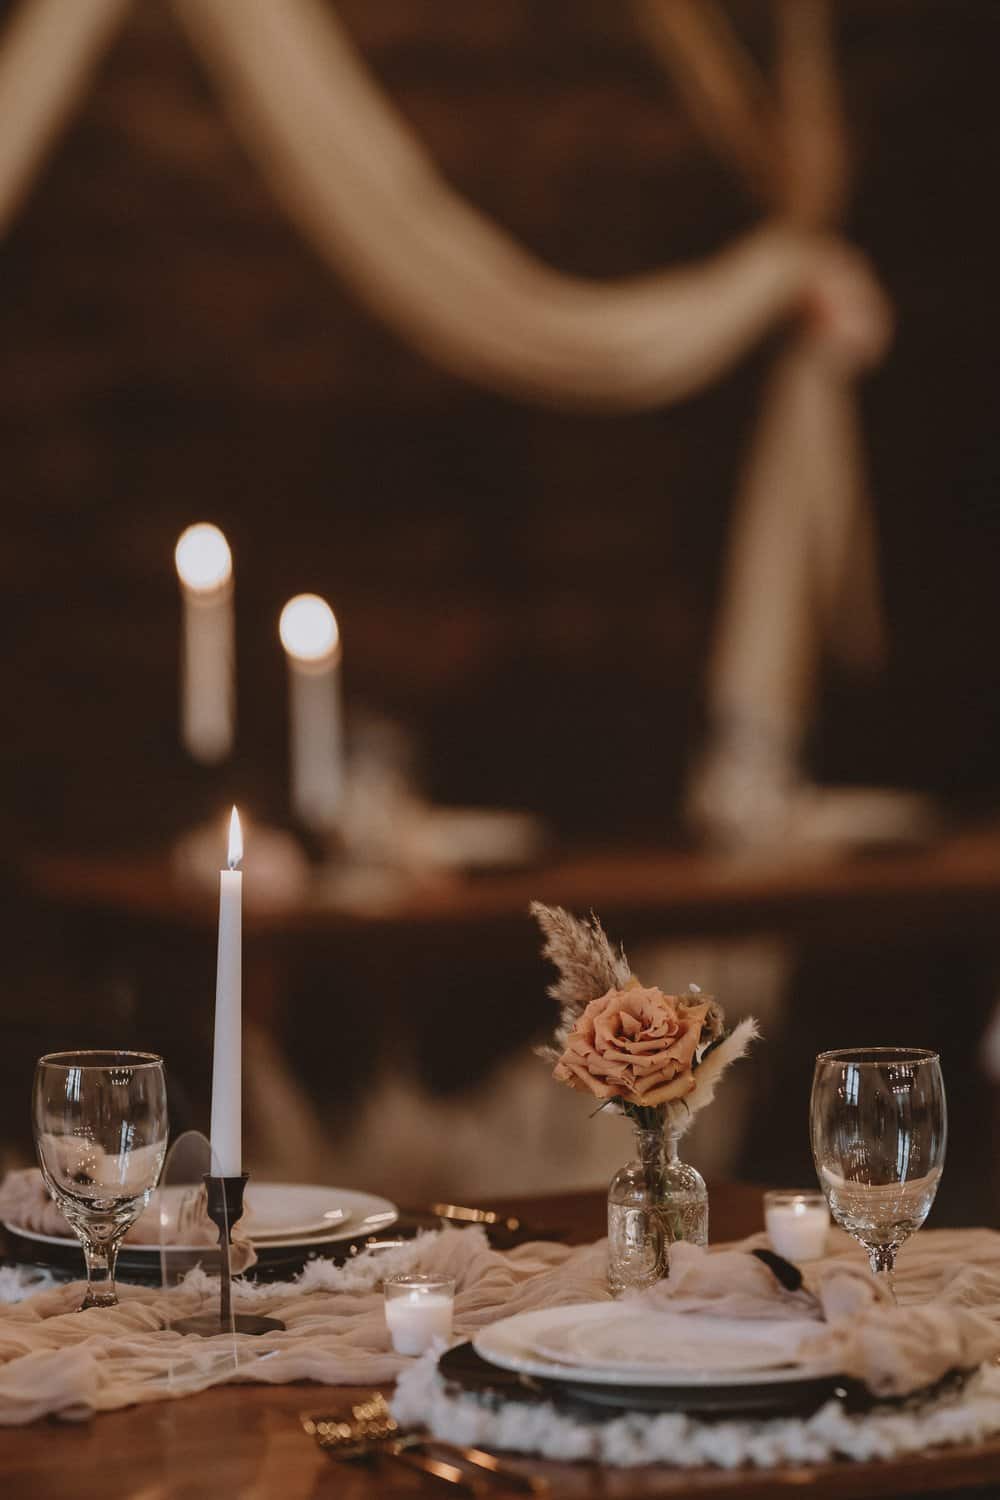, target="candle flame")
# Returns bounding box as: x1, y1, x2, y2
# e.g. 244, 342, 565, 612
227, 806, 243, 869
279, 593, 340, 663
175, 523, 233, 593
